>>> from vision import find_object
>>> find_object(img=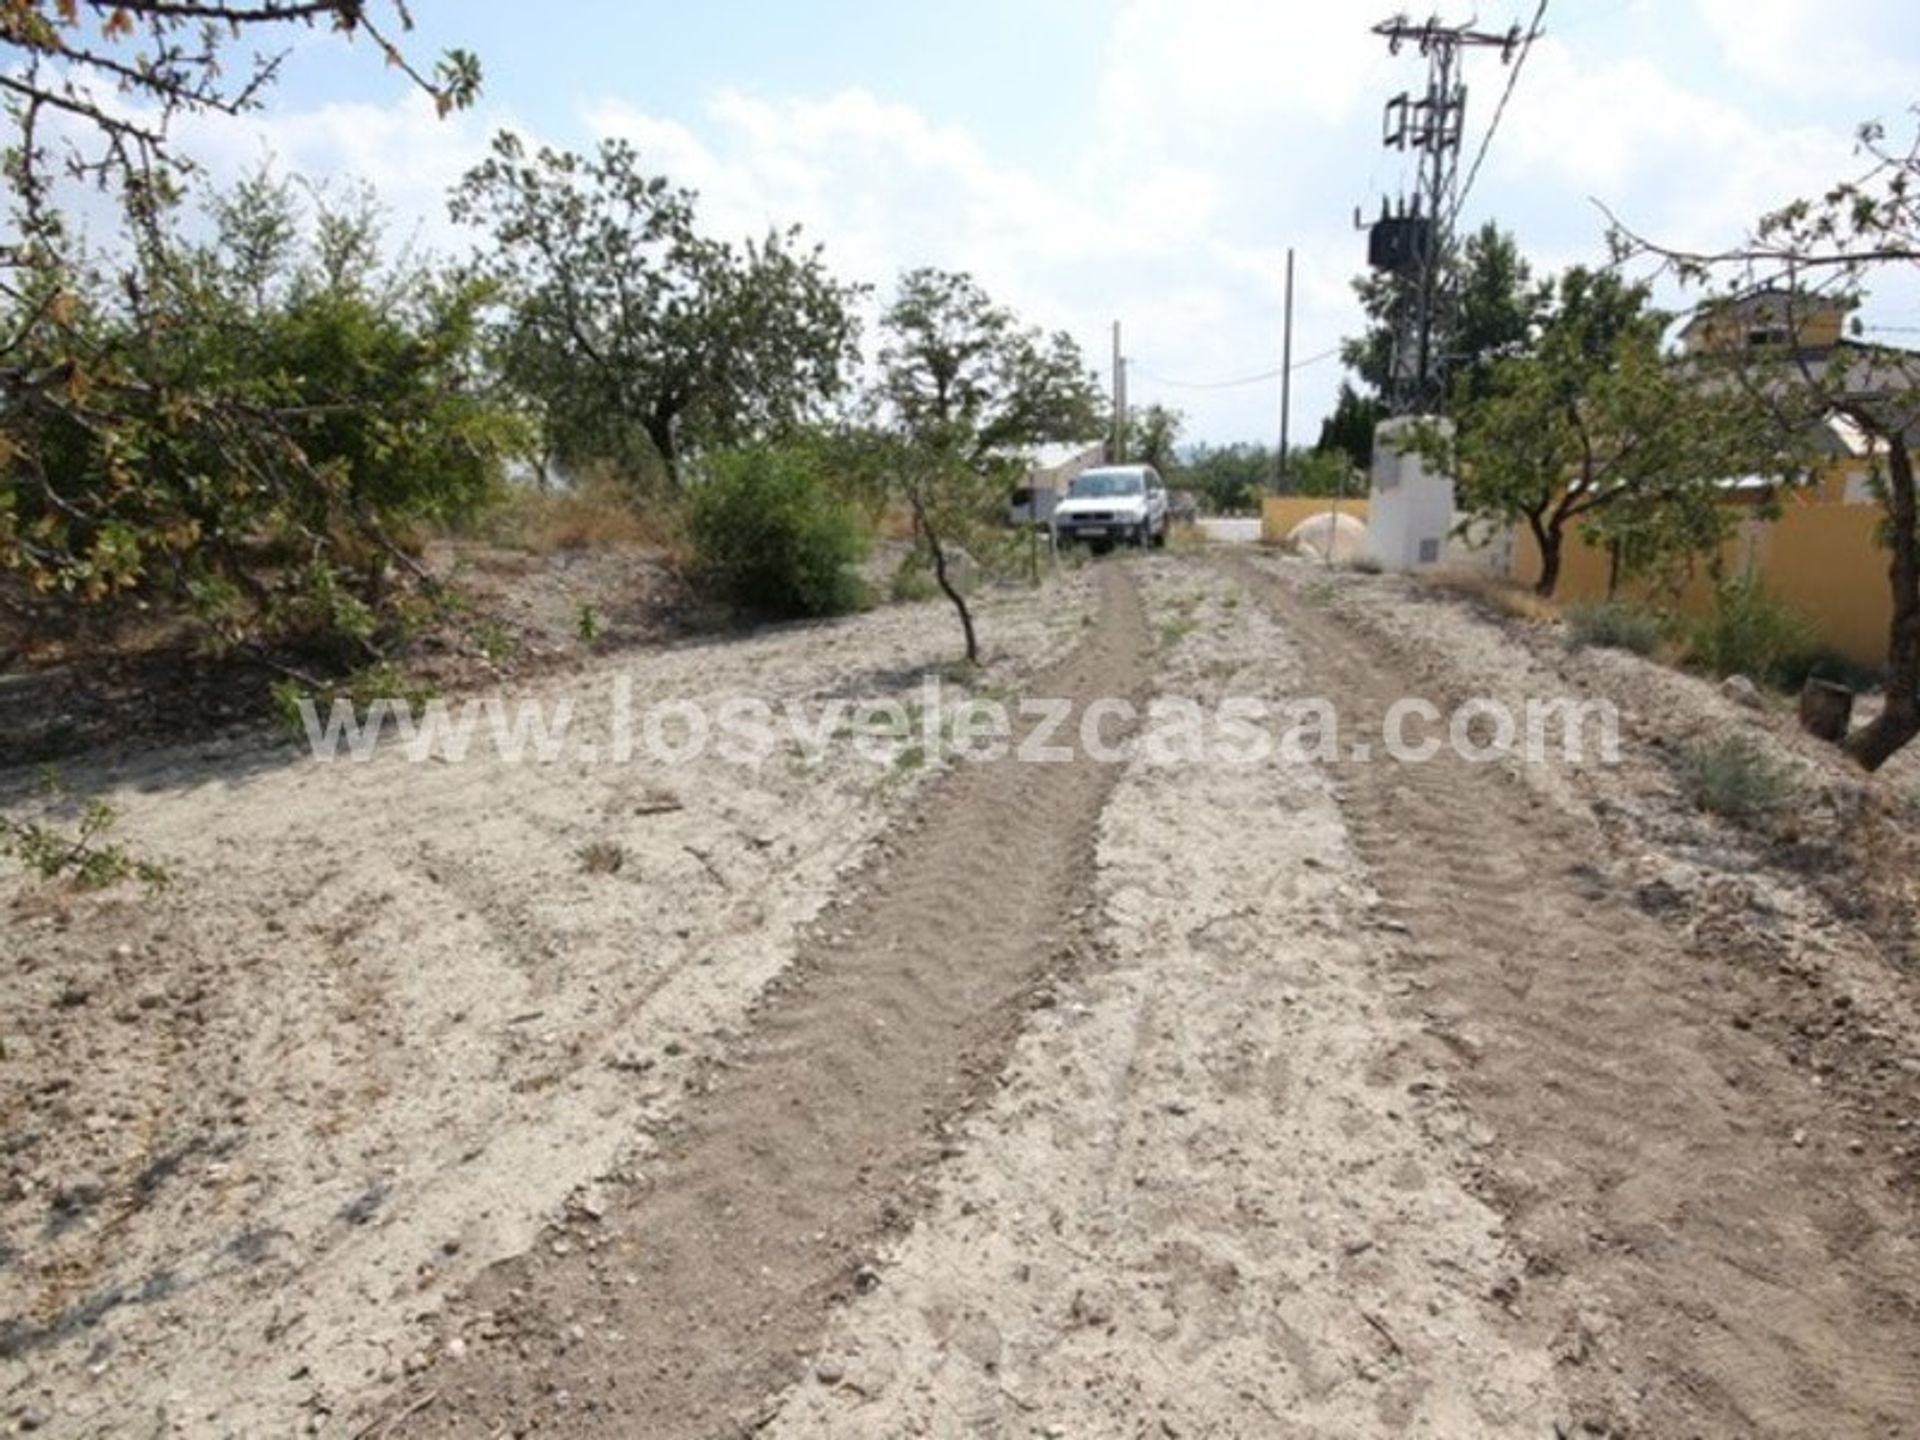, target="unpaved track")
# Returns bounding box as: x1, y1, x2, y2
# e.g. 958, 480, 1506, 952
382, 567, 1150, 1438
1229, 556, 1920, 1438
770, 557, 1563, 1438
